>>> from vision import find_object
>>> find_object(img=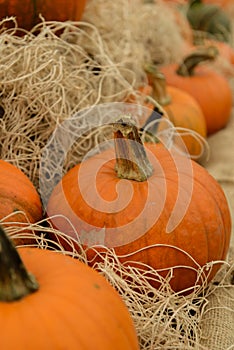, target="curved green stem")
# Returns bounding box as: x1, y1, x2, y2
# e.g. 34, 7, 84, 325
176, 46, 218, 76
